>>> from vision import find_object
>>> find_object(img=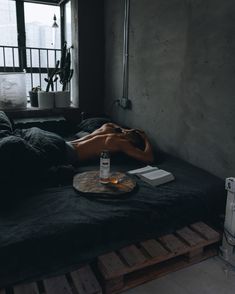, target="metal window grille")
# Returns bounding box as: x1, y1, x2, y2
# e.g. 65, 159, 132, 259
0, 45, 62, 94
